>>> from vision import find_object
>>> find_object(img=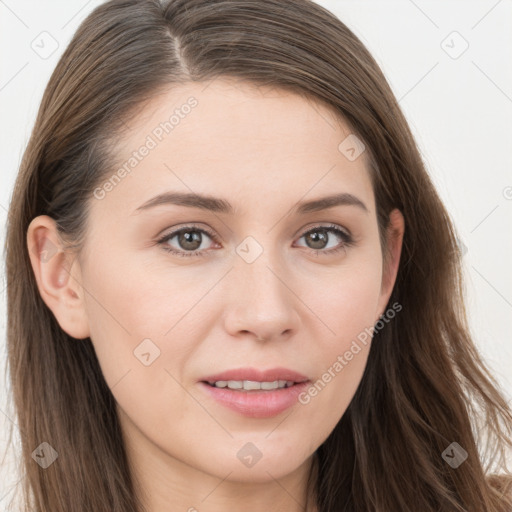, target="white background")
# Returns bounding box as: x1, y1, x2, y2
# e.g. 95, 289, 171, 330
1, 0, 511, 506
